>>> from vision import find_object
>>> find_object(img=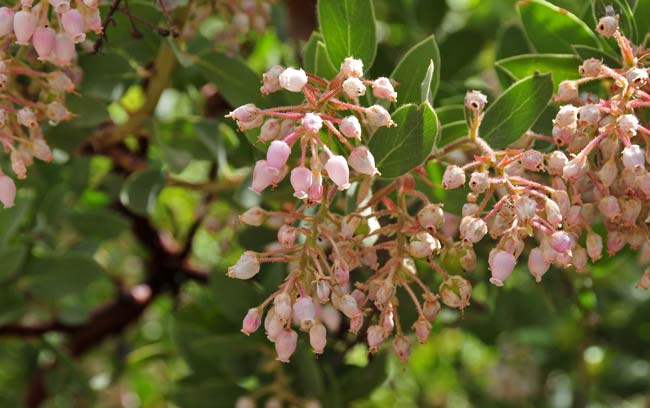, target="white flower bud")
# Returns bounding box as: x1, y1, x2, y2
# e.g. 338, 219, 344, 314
365, 105, 394, 127
227, 251, 260, 279
464, 90, 487, 111
340, 57, 363, 78
442, 165, 465, 189
342, 77, 366, 99
279, 67, 308, 92
596, 15, 618, 38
